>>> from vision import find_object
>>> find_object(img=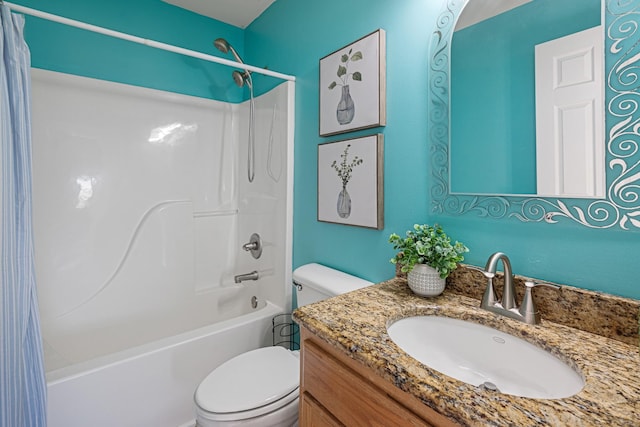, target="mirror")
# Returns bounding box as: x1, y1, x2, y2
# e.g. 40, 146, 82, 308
428, 0, 640, 229
450, 0, 603, 196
